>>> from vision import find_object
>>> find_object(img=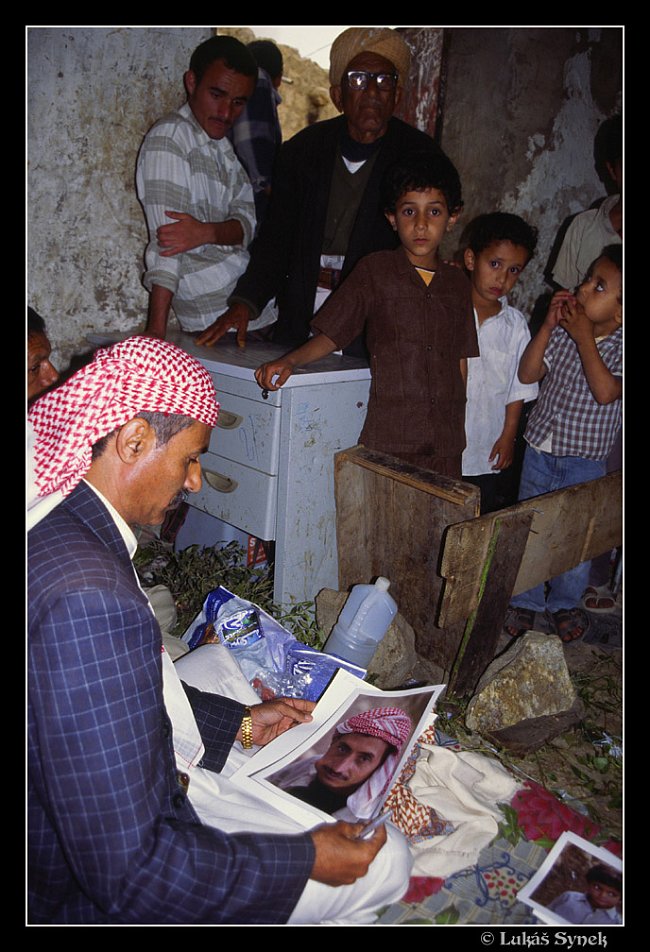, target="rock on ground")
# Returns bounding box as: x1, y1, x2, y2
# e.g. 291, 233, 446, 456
464, 630, 583, 751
